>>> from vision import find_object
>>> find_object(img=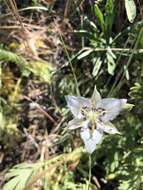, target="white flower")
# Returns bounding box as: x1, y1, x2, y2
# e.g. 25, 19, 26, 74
65, 86, 128, 154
